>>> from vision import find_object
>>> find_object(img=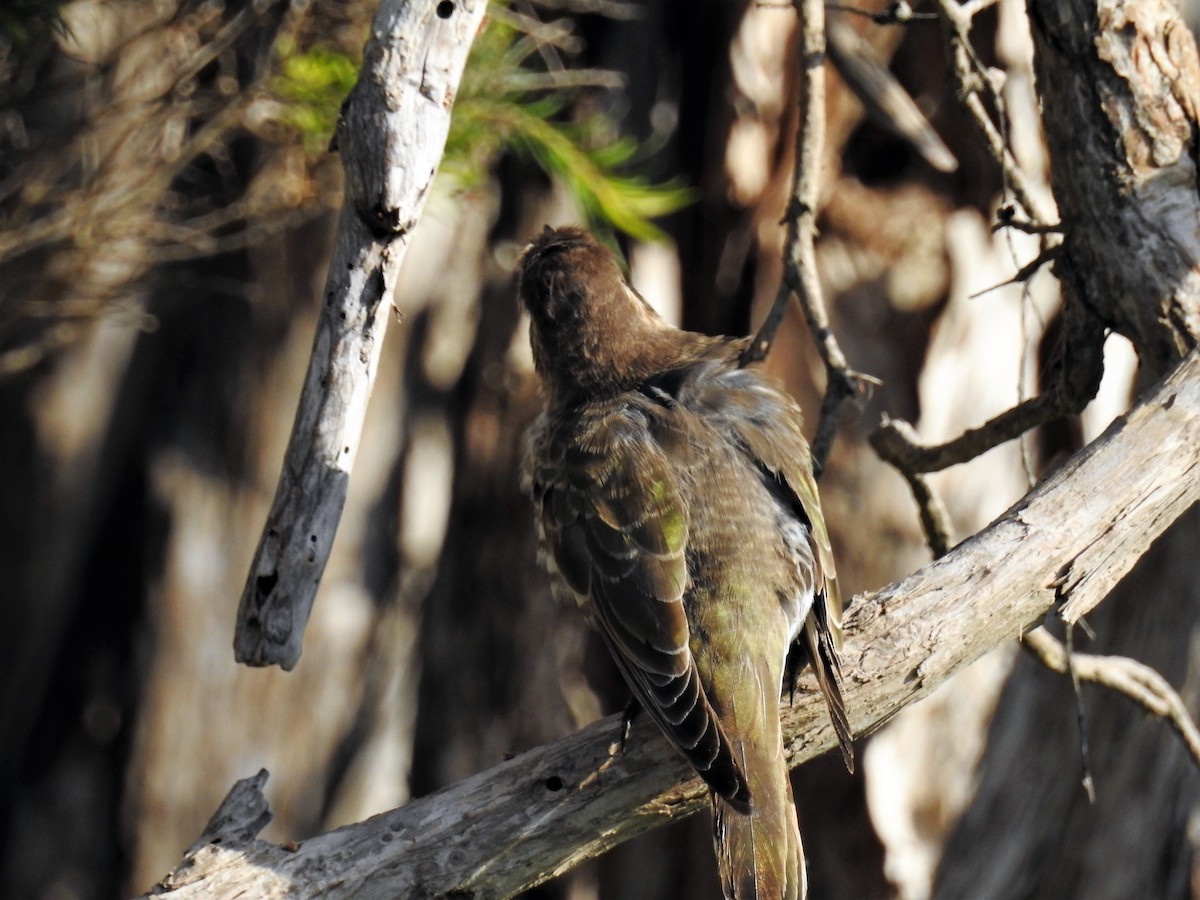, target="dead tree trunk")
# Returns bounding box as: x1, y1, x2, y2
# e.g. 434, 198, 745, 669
934, 3, 1200, 896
